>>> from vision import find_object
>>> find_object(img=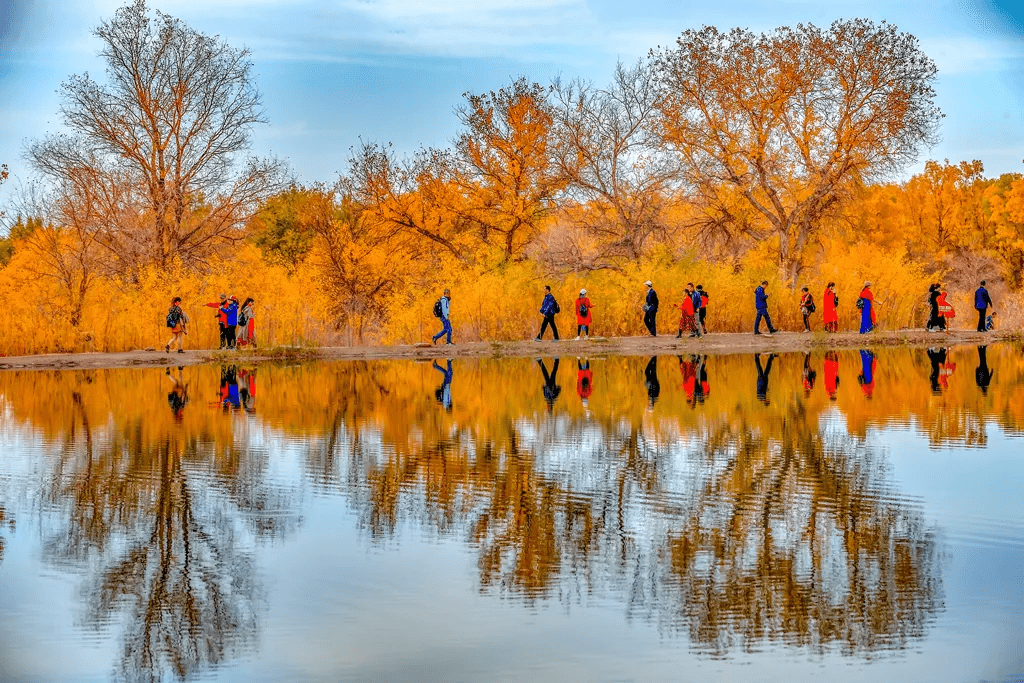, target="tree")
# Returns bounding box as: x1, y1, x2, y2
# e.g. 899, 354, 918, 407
651, 20, 942, 285
552, 62, 680, 265
452, 78, 565, 263
303, 185, 407, 343
27, 0, 283, 274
